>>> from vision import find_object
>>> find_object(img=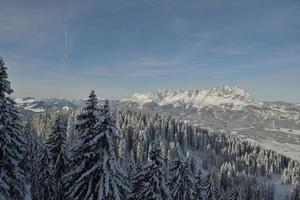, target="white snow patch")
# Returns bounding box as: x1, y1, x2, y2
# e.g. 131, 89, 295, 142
63, 106, 71, 111
15, 98, 36, 104
24, 104, 45, 112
